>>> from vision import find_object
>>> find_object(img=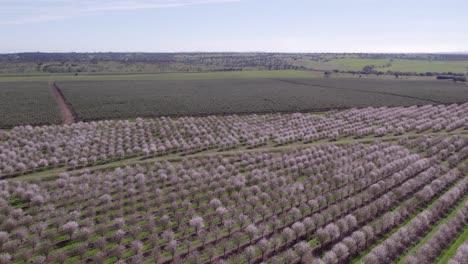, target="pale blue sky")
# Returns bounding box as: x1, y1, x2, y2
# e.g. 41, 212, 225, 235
1, 0, 467, 53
